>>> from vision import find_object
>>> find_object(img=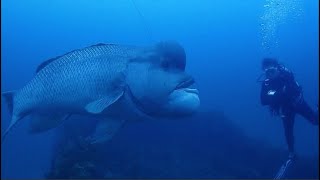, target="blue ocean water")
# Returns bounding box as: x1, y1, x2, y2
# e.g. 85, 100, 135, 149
1, 0, 318, 179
